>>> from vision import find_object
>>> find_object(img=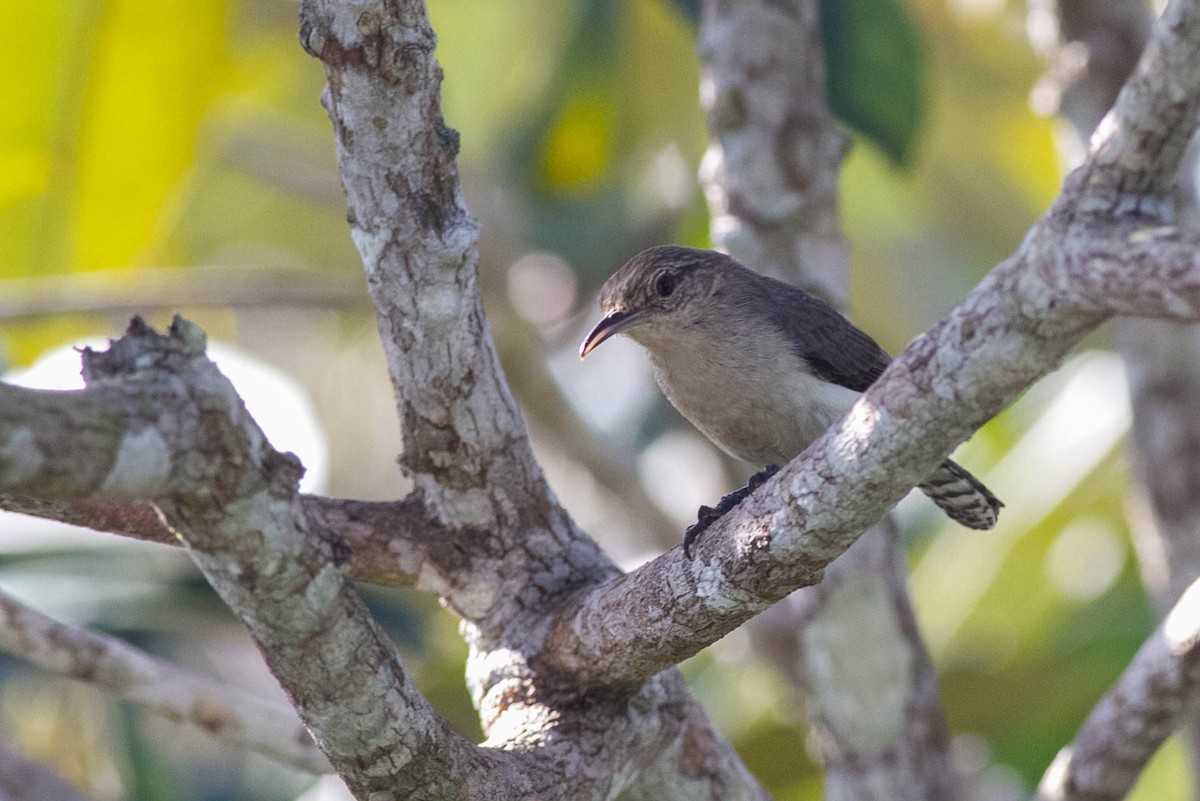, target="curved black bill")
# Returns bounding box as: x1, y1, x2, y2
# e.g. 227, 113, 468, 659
579, 310, 636, 359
